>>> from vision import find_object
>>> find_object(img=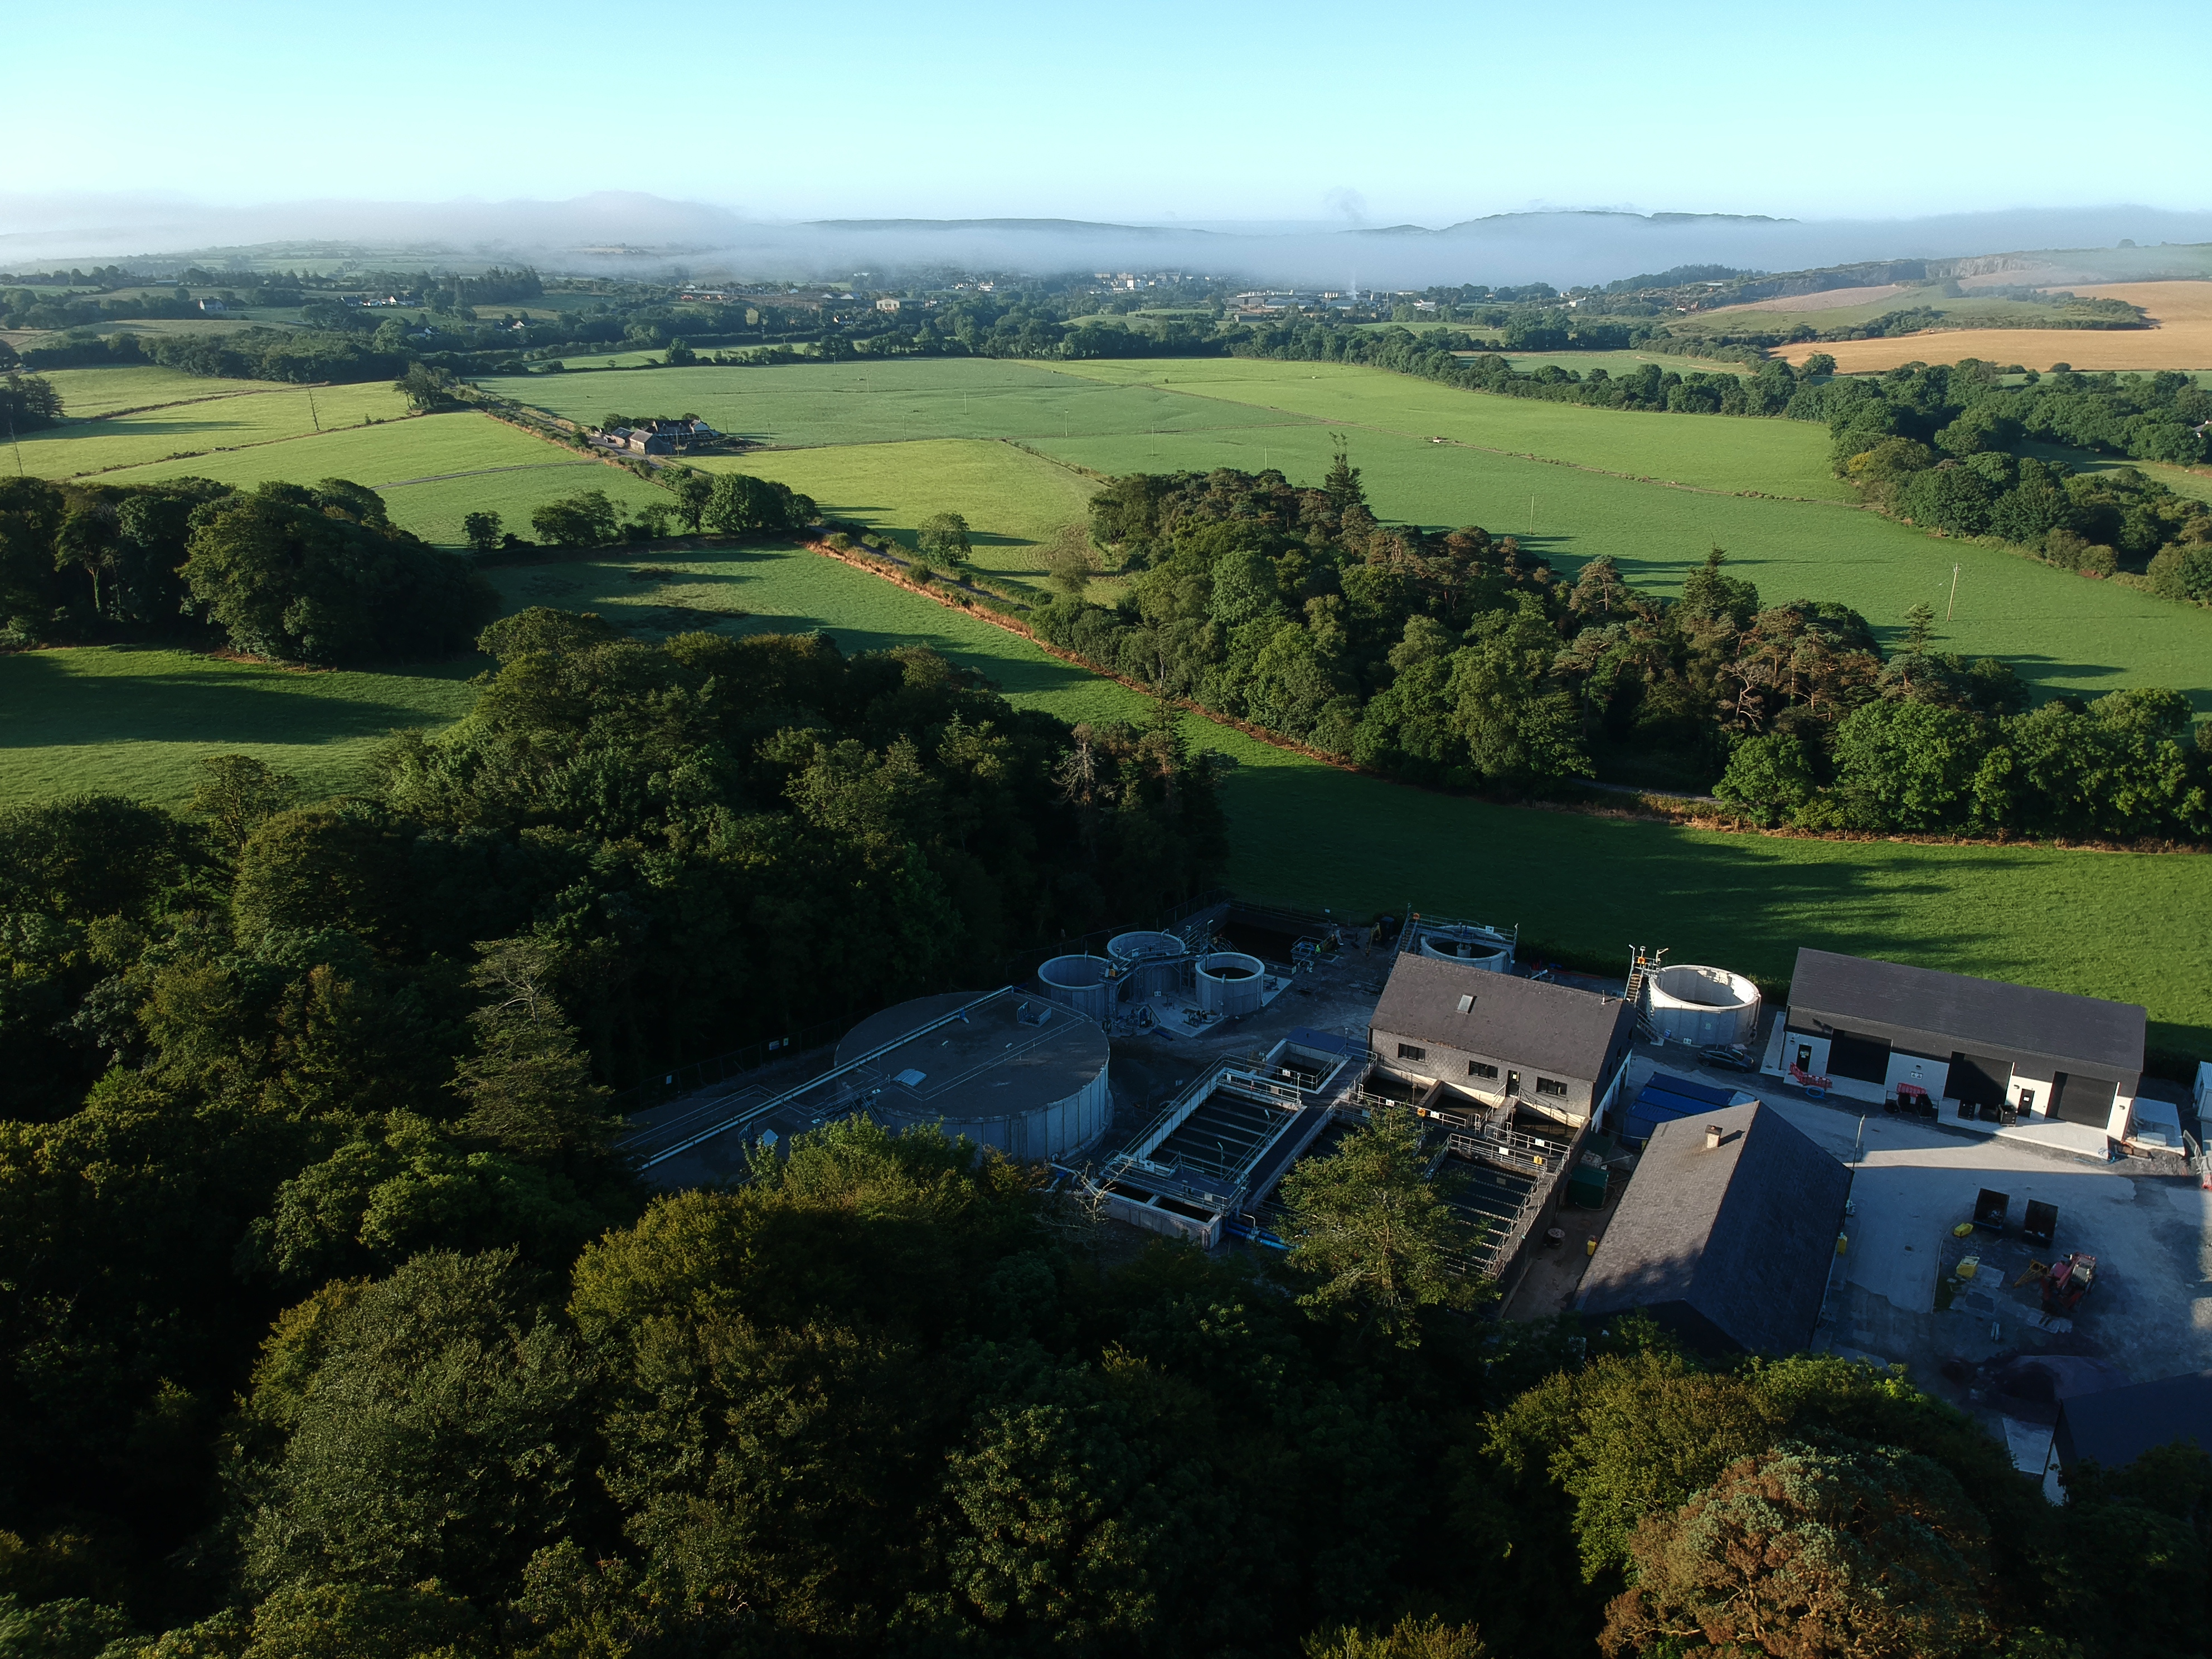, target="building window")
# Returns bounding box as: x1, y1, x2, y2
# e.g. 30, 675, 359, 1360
1396, 1043, 1427, 1063
1467, 1061, 1498, 1080
1535, 1077, 1568, 1098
